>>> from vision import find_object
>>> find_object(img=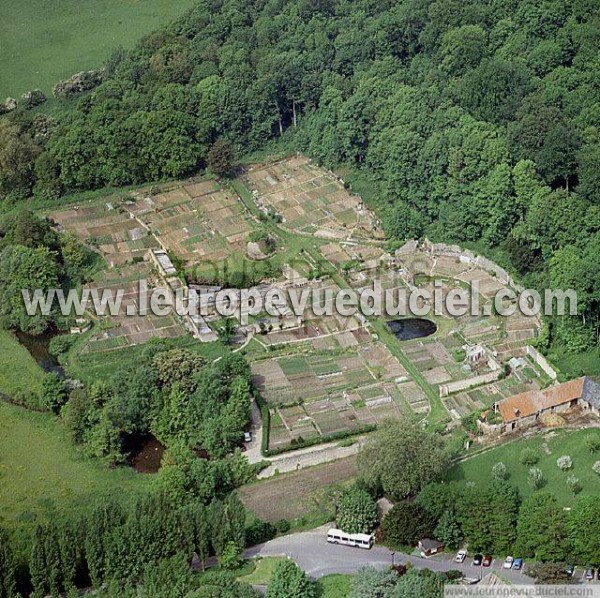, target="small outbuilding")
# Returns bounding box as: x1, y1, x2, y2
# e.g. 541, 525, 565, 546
417, 538, 444, 558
